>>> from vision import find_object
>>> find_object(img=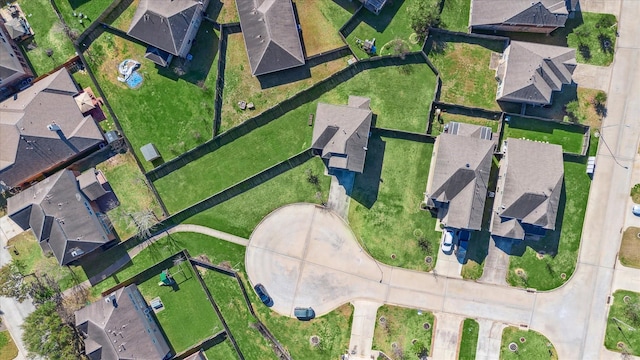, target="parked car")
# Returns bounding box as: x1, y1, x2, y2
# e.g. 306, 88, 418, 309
456, 238, 469, 264
254, 283, 273, 307
441, 230, 455, 254
294, 307, 315, 321
633, 205, 640, 217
